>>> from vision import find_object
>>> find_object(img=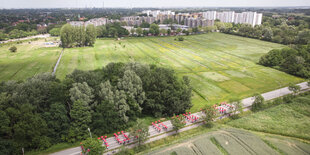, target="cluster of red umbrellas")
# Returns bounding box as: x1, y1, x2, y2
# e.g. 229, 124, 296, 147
97, 136, 109, 149
191, 115, 199, 123
158, 122, 168, 130
152, 122, 161, 132
80, 143, 91, 154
